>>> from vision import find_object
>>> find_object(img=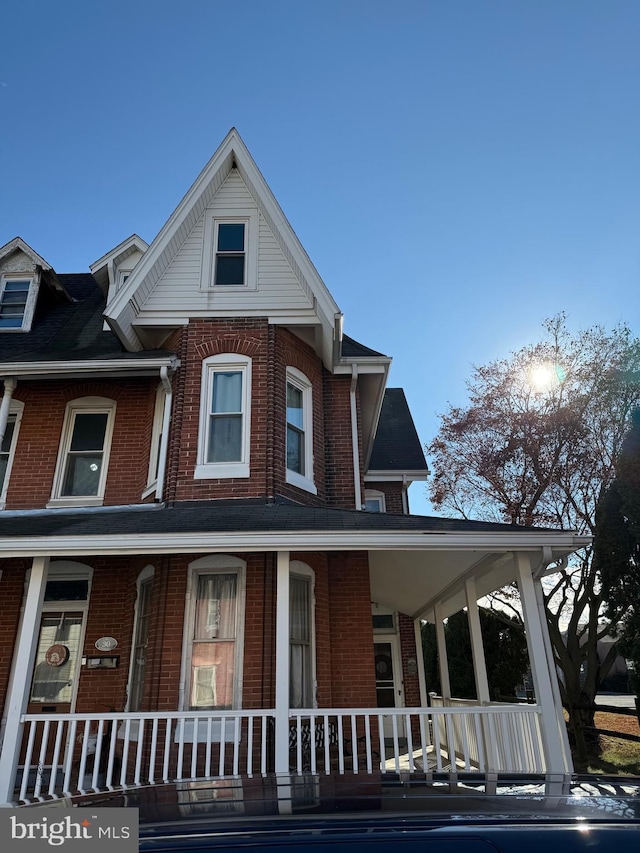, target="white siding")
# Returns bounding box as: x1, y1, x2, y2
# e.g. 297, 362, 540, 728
141, 172, 313, 314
